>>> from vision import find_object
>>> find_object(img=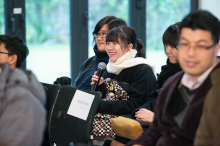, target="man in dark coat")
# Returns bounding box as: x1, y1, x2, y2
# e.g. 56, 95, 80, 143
127, 10, 220, 146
